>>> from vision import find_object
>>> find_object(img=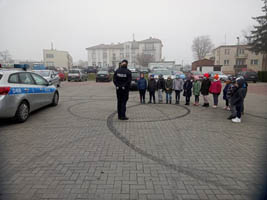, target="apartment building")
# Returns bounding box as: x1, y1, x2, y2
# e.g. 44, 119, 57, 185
86, 37, 163, 68
214, 45, 264, 74
43, 49, 73, 70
